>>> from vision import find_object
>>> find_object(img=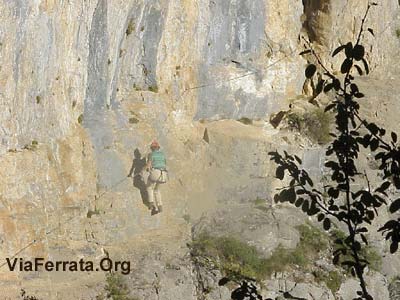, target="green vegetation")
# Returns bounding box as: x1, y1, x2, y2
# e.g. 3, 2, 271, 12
23, 140, 38, 151
190, 223, 352, 293
78, 114, 84, 124
126, 20, 135, 36
36, 95, 41, 104
97, 273, 137, 300
253, 198, 265, 206
237, 117, 253, 125
190, 223, 330, 282
287, 108, 333, 144
313, 269, 343, 293
148, 85, 158, 93
133, 83, 141, 91
253, 198, 269, 213
190, 233, 270, 281
128, 117, 139, 124
396, 28, 400, 39
87, 207, 101, 218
